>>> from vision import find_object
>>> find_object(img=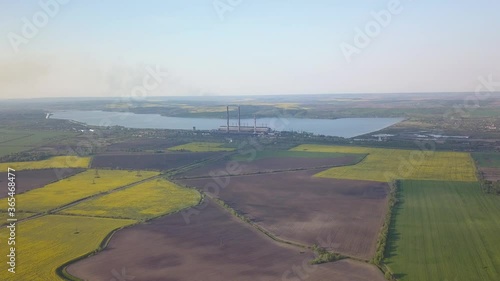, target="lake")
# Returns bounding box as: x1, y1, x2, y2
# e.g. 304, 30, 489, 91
51, 110, 403, 138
